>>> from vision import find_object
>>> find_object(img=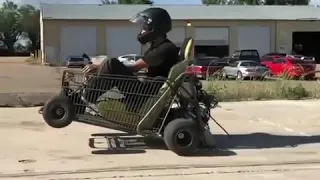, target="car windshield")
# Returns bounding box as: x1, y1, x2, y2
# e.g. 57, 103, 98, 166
240, 61, 259, 66
135, 55, 143, 60
261, 56, 274, 62
240, 51, 259, 56
195, 57, 221, 66
68, 58, 83, 62
126, 55, 143, 61
265, 52, 286, 56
